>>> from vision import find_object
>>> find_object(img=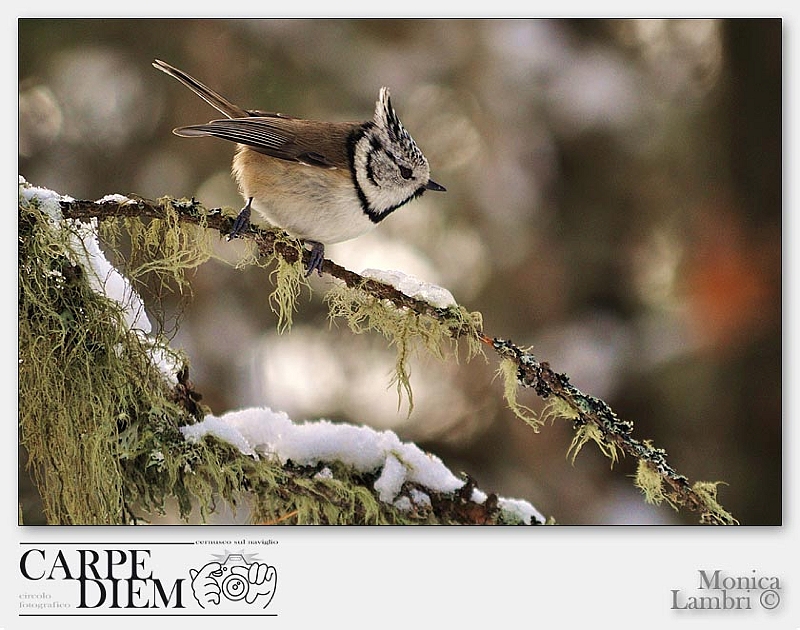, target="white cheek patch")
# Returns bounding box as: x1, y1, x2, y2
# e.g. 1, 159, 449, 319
352, 135, 373, 187
351, 130, 430, 220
